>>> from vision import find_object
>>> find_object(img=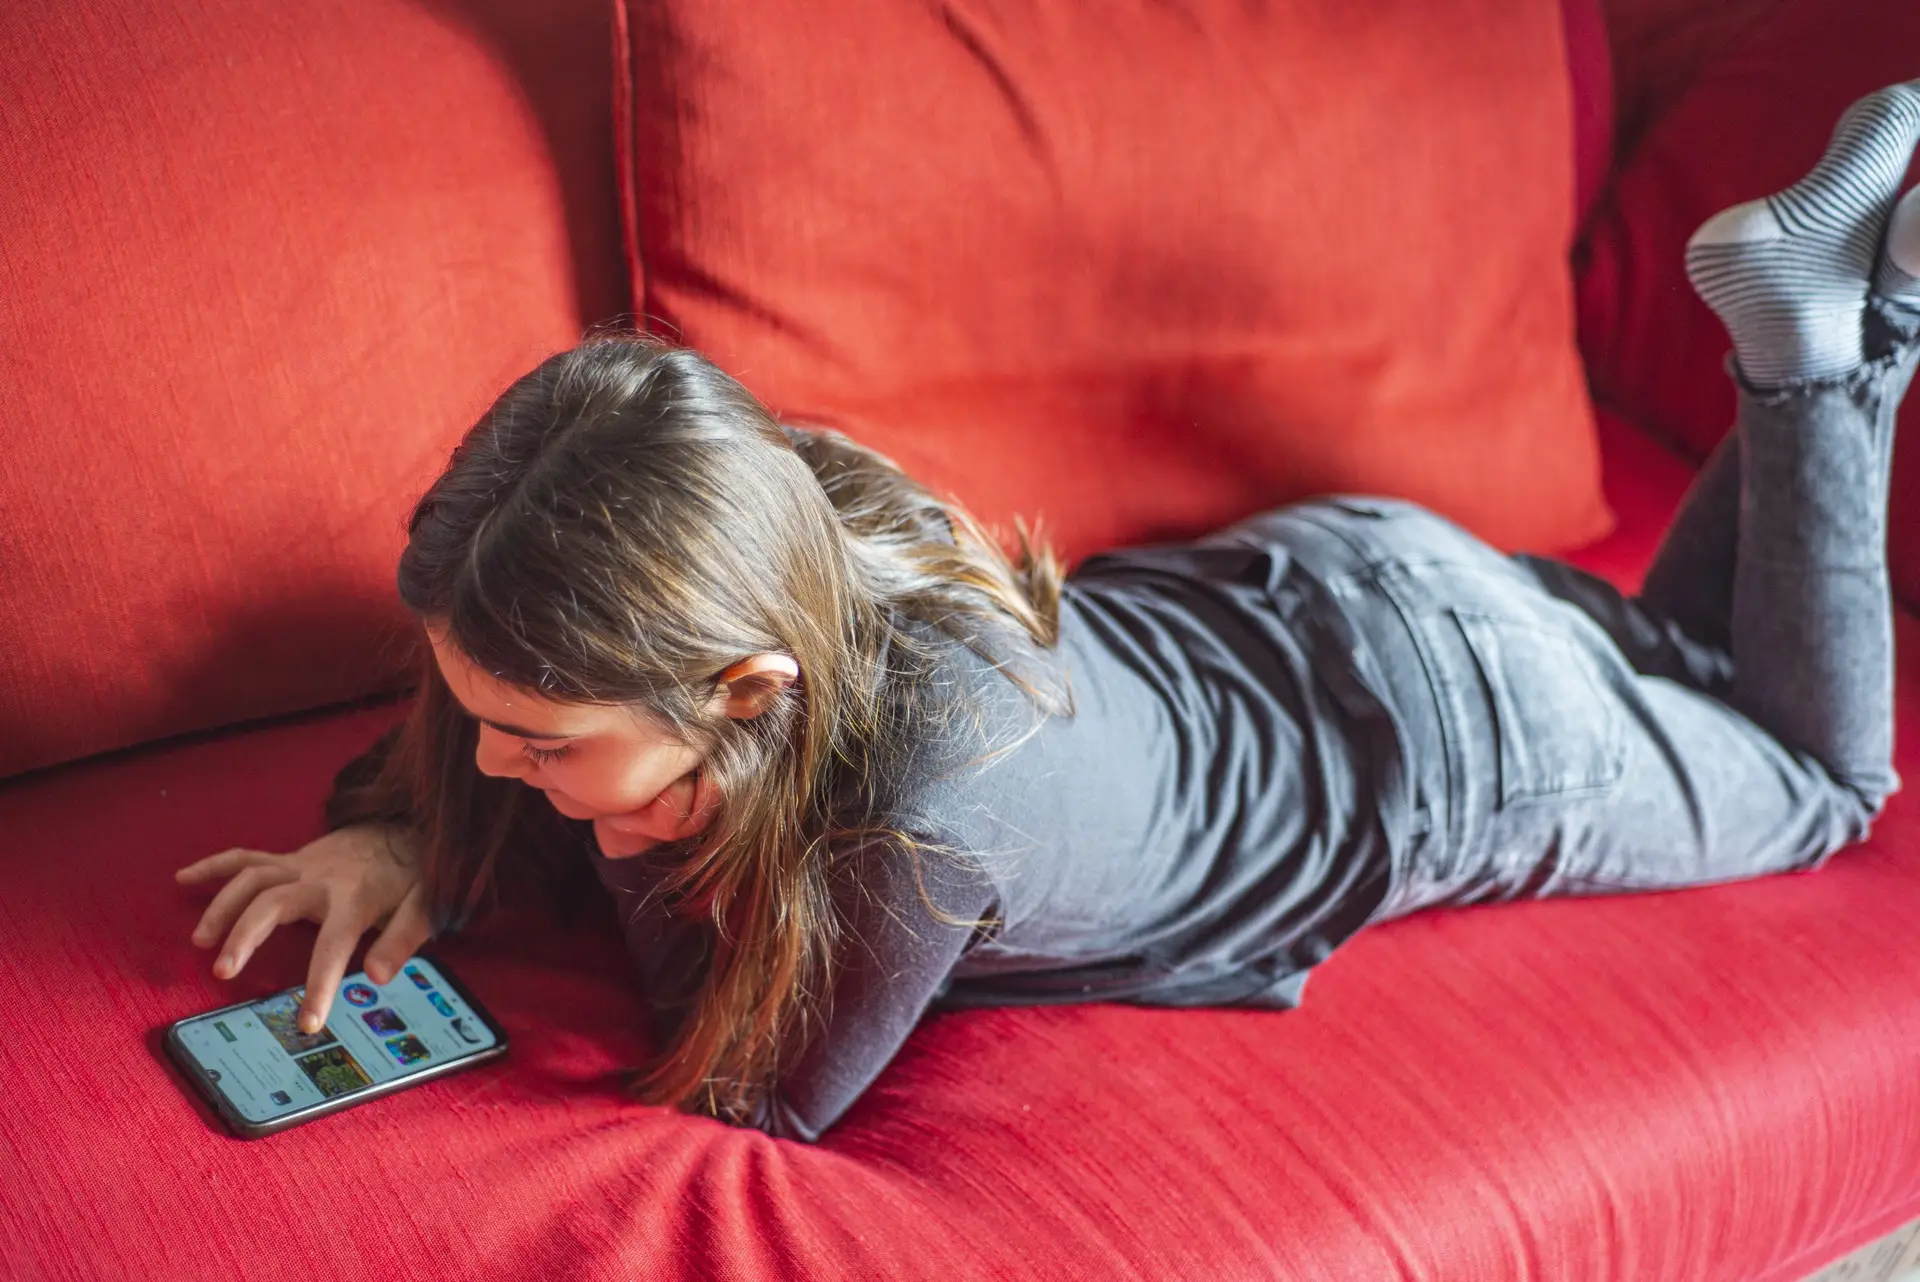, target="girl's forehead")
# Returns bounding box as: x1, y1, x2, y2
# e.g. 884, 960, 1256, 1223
426, 624, 676, 742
